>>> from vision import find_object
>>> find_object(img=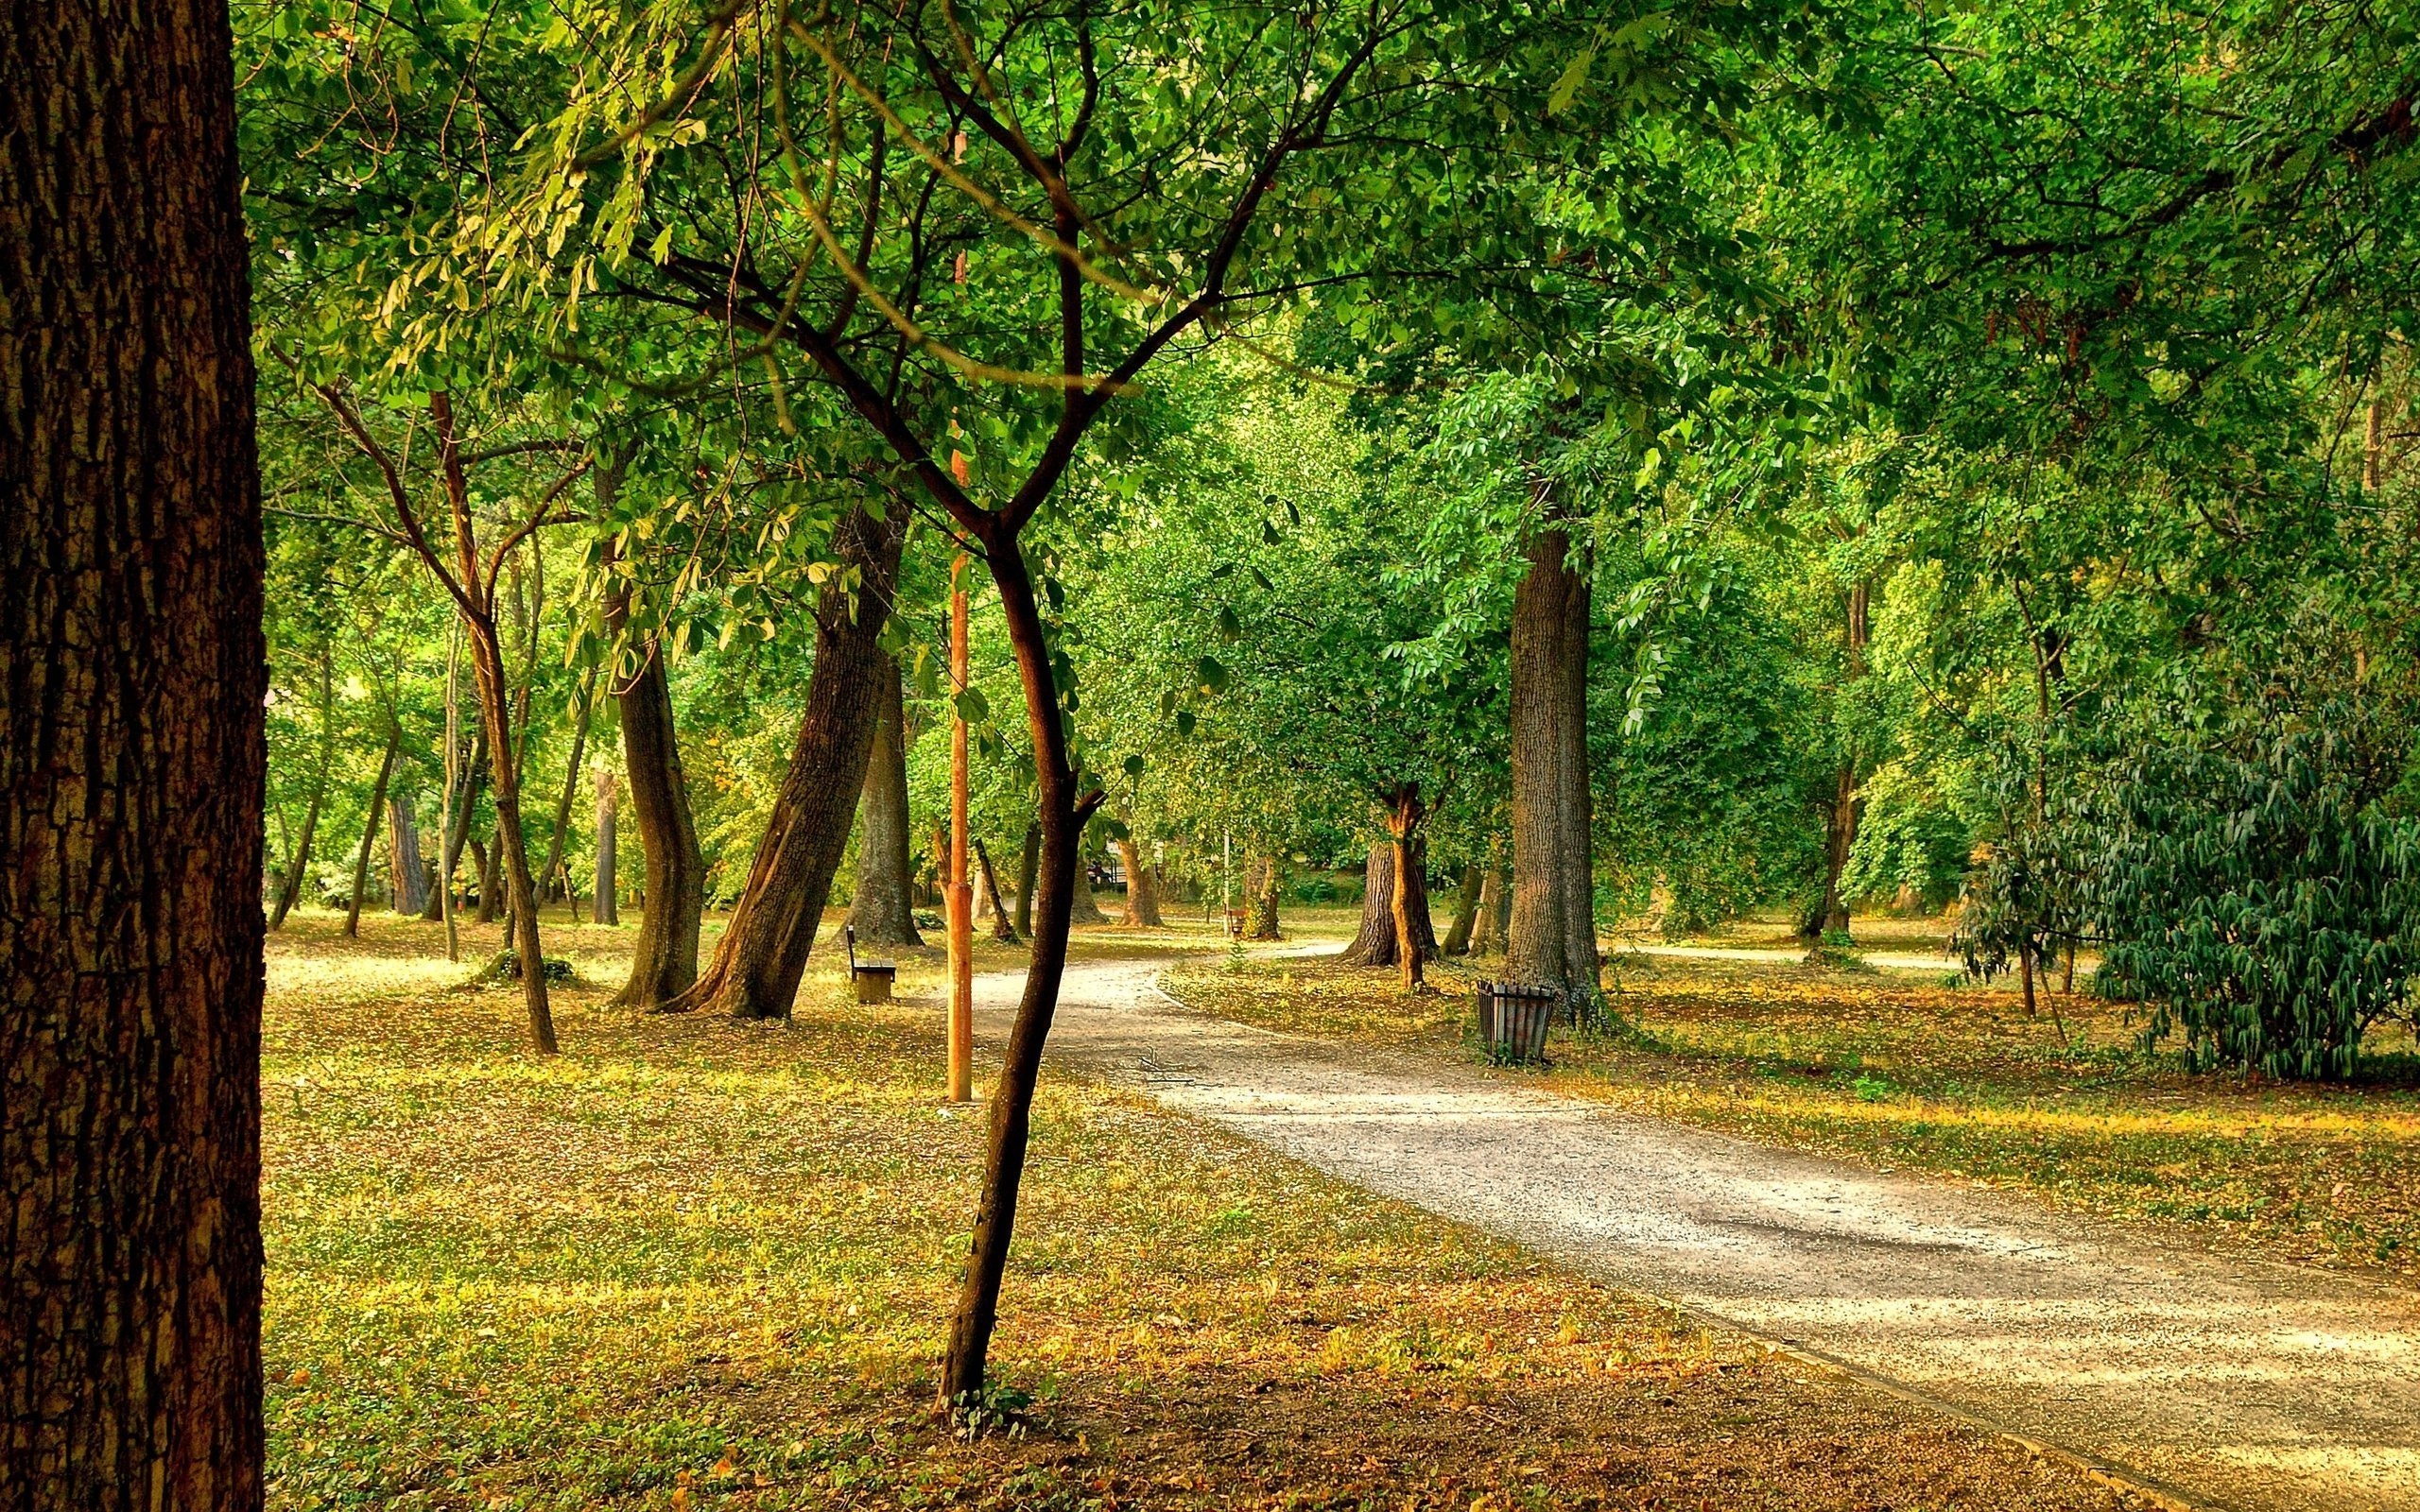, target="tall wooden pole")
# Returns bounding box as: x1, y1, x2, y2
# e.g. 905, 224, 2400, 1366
948, 555, 974, 1102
